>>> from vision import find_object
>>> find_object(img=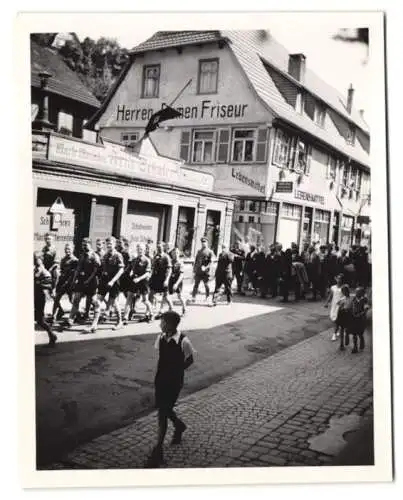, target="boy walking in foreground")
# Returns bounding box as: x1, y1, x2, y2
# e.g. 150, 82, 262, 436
146, 311, 195, 468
